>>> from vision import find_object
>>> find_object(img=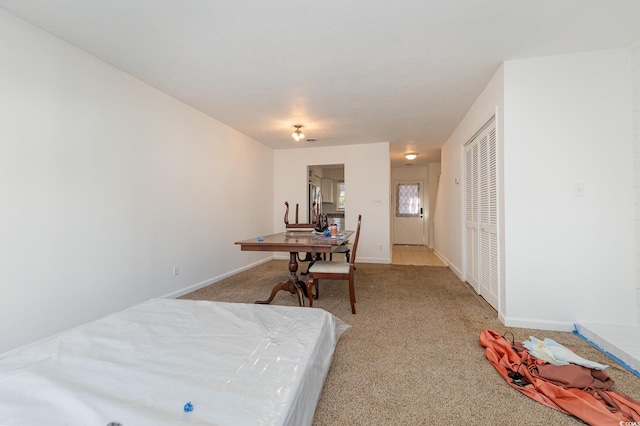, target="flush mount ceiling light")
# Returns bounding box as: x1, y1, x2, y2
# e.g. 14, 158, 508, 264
404, 153, 418, 160
292, 125, 305, 141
